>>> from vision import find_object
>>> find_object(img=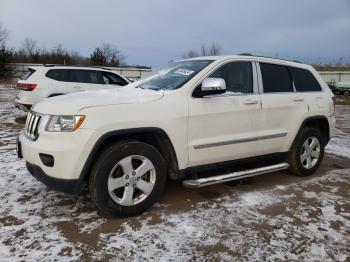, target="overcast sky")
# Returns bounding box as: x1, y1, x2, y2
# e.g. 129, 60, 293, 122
1, 0, 349, 67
